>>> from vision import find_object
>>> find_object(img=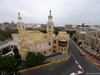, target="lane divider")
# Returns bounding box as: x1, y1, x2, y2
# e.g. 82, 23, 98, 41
17, 55, 71, 73
71, 39, 100, 68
